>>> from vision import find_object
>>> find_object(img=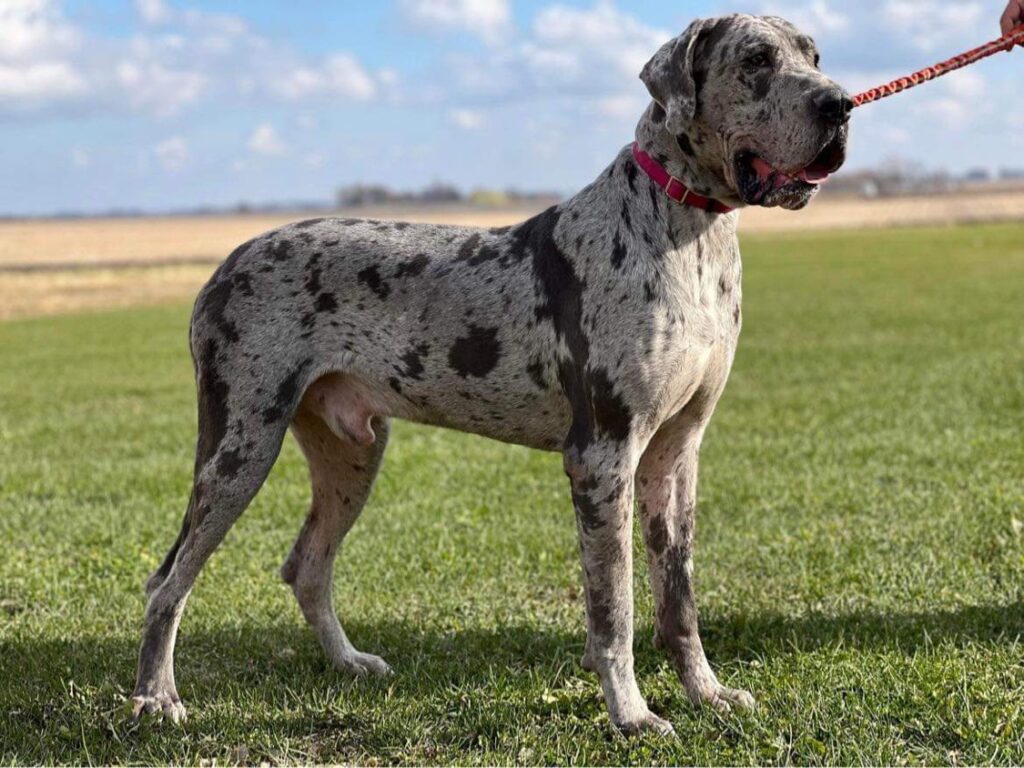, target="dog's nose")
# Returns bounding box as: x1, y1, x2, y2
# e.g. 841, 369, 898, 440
812, 88, 853, 124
